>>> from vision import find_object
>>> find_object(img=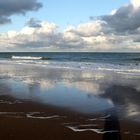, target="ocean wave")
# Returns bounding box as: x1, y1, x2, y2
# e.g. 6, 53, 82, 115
0, 58, 140, 74
132, 58, 140, 61
11, 56, 49, 60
